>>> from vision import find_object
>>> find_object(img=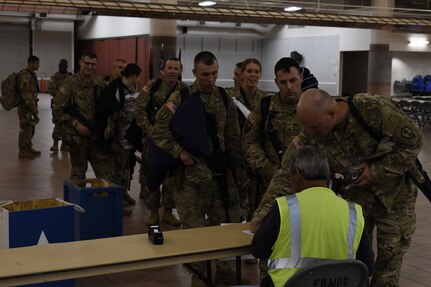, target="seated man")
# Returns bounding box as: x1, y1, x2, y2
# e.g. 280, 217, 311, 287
251, 145, 374, 287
